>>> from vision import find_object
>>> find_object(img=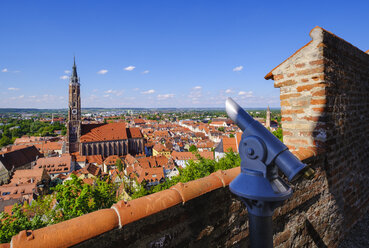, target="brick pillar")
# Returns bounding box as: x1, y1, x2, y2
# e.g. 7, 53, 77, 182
267, 27, 326, 156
